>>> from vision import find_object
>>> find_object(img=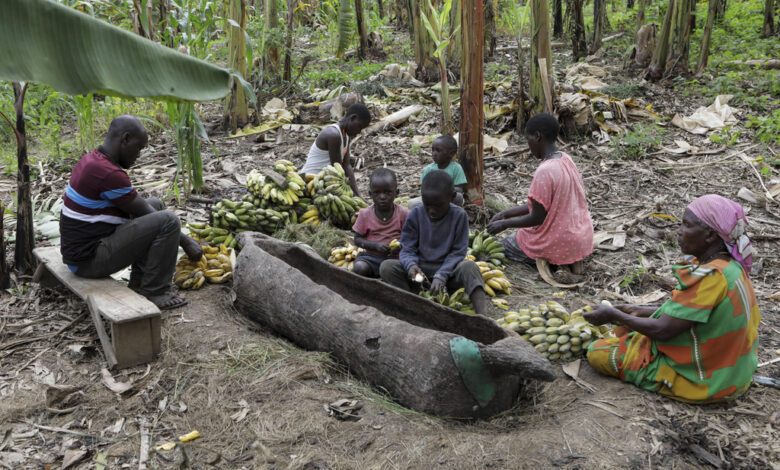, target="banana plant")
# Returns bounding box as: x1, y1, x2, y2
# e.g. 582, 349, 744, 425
420, 0, 459, 134
336, 0, 356, 58
0, 0, 234, 274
